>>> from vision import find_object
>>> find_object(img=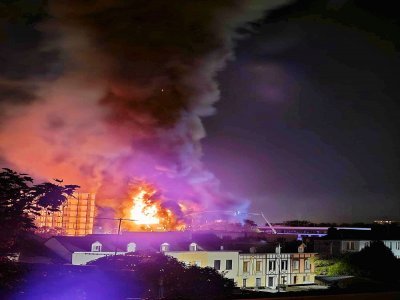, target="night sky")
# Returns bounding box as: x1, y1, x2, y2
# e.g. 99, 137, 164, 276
204, 0, 400, 222
0, 0, 399, 223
